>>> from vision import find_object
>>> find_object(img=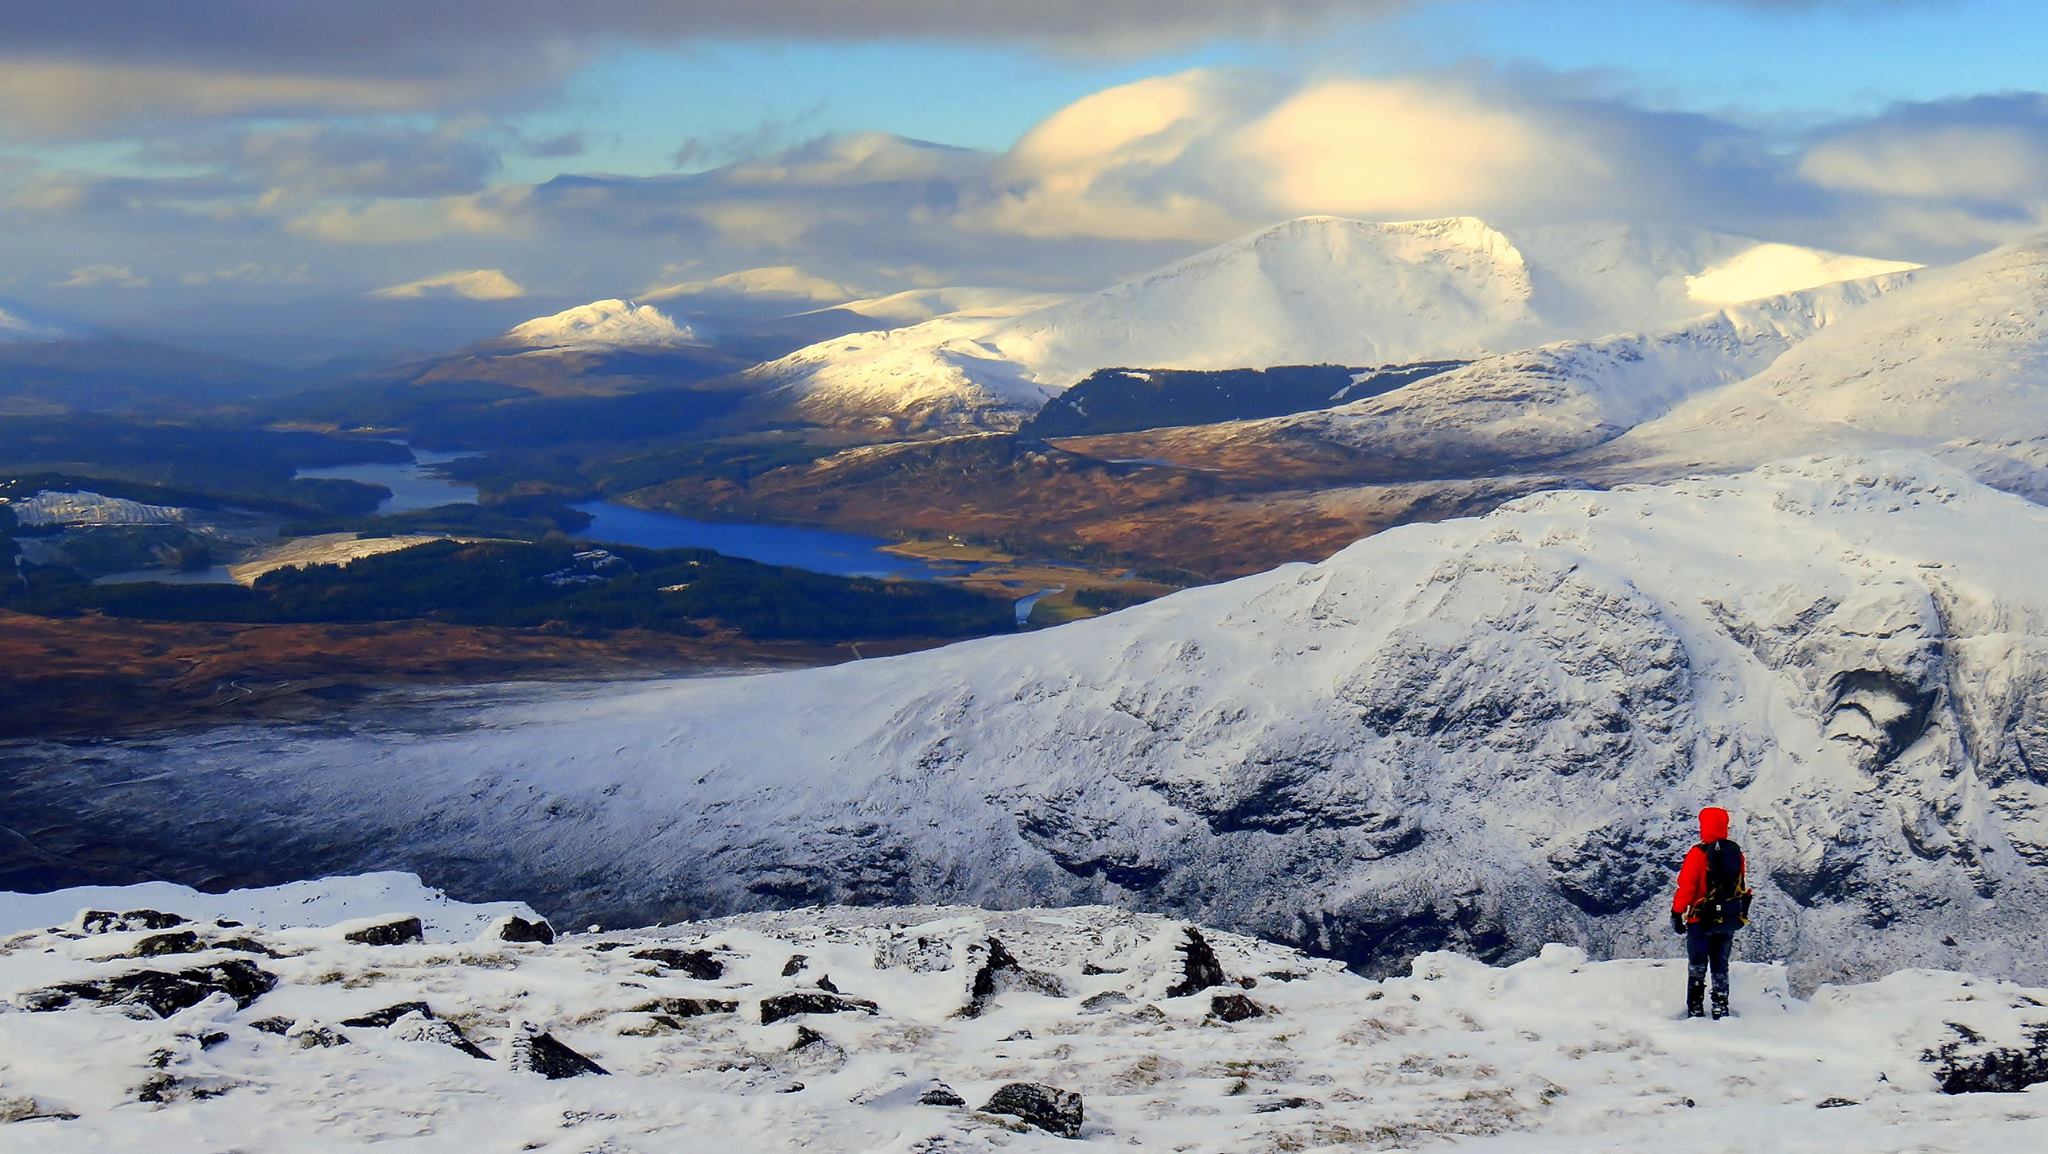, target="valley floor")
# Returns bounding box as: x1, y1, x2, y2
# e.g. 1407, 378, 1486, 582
1, 877, 2044, 1152
0, 611, 950, 739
